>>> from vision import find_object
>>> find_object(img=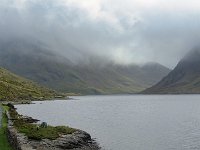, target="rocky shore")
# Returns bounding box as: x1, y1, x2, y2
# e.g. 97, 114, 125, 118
7, 126, 99, 150
5, 104, 100, 150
